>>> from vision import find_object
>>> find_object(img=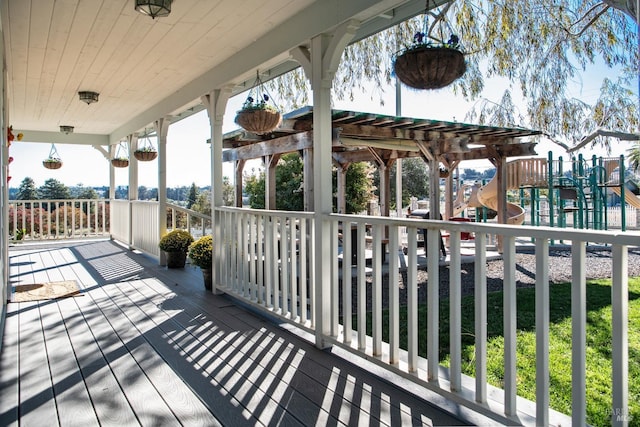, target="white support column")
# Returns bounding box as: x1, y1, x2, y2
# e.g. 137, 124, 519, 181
127, 133, 139, 201
294, 20, 359, 349
202, 87, 232, 292
155, 117, 171, 265
108, 145, 116, 199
